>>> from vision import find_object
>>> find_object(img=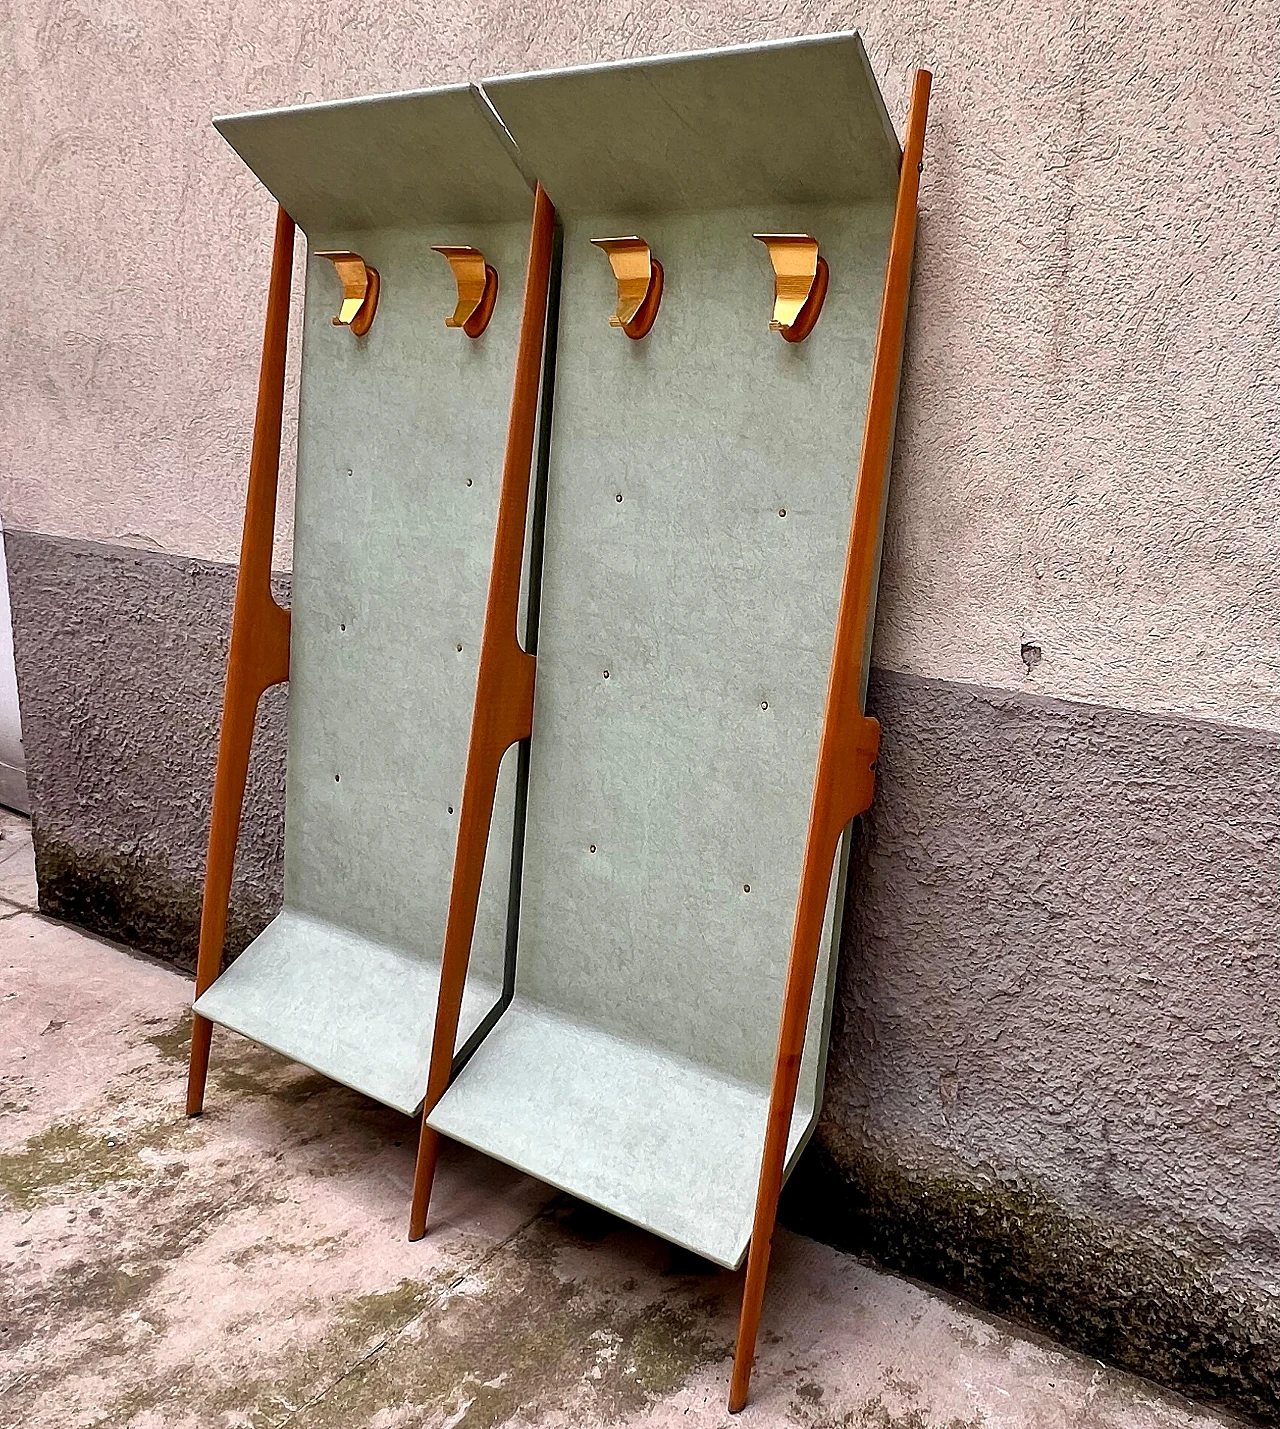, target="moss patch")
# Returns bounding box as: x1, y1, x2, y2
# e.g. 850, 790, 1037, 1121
147, 1012, 340, 1110
301, 1239, 730, 1428
112, 1208, 734, 1429
2, 1170, 268, 1361
790, 1394, 986, 1429
33, 834, 273, 973
0, 1115, 189, 1209
143, 1014, 195, 1065
780, 1130, 1280, 1424
0, 1086, 32, 1117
